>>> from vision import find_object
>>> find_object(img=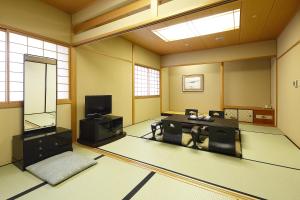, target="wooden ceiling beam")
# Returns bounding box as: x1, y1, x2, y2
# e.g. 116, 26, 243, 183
73, 0, 151, 34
